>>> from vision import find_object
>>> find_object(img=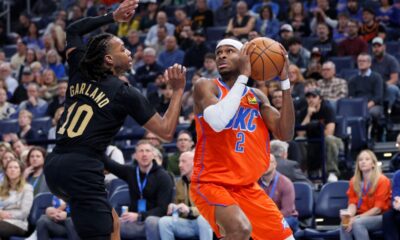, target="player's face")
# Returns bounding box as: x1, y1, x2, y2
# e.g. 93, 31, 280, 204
135, 143, 154, 168
215, 45, 240, 75
106, 37, 133, 72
